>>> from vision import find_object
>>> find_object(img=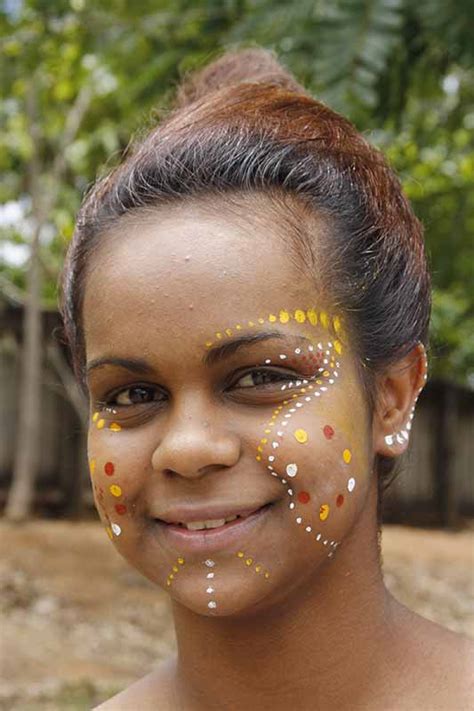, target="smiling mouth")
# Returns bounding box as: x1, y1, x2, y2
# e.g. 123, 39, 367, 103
157, 503, 272, 531
167, 507, 271, 532
153, 503, 273, 550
